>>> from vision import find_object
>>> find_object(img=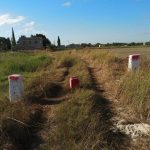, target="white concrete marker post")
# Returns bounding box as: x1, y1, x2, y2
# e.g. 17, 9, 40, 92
8, 74, 24, 102
128, 54, 140, 71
